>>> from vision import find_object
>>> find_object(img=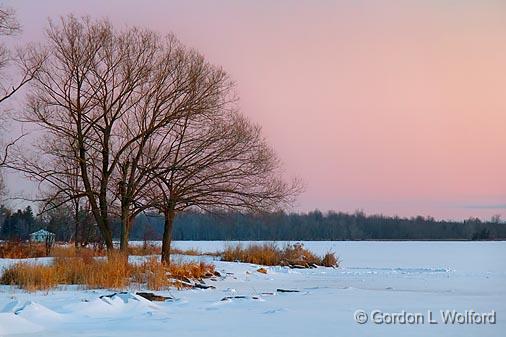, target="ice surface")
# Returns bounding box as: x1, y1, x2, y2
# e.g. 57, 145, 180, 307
0, 241, 504, 336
